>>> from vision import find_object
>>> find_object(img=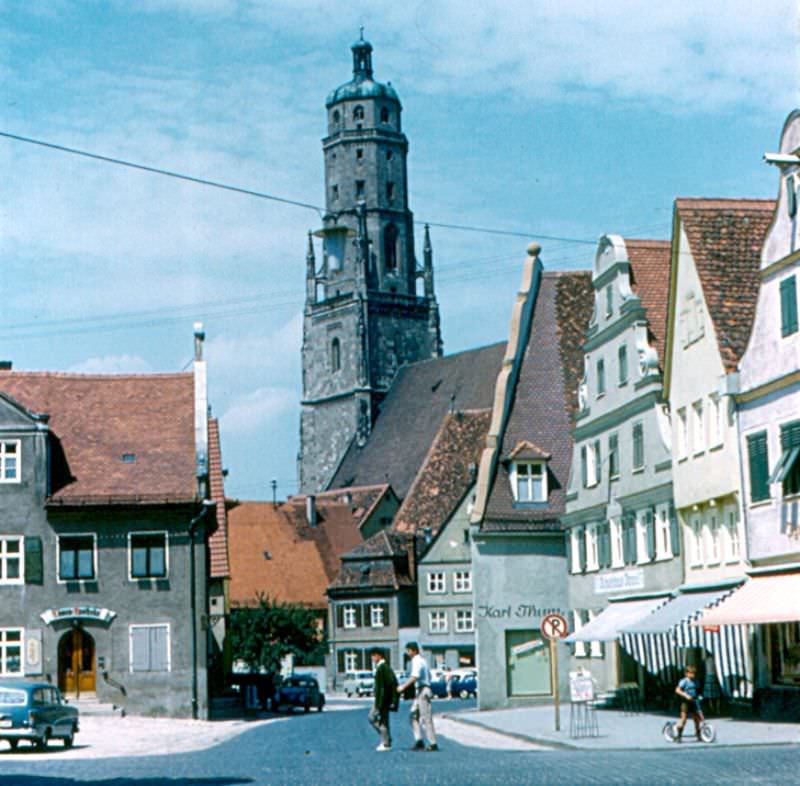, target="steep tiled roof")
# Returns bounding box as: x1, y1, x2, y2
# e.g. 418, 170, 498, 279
329, 530, 414, 591
393, 409, 490, 536
207, 418, 230, 579
330, 342, 506, 497
506, 440, 551, 461
675, 198, 775, 371
0, 371, 197, 504
228, 497, 366, 609
297, 484, 394, 532
626, 239, 672, 365
482, 271, 594, 531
